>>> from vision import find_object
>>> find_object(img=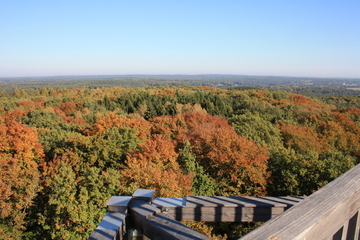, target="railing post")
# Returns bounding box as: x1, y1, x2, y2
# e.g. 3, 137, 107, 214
88, 196, 130, 240
125, 189, 209, 239
126, 189, 156, 240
